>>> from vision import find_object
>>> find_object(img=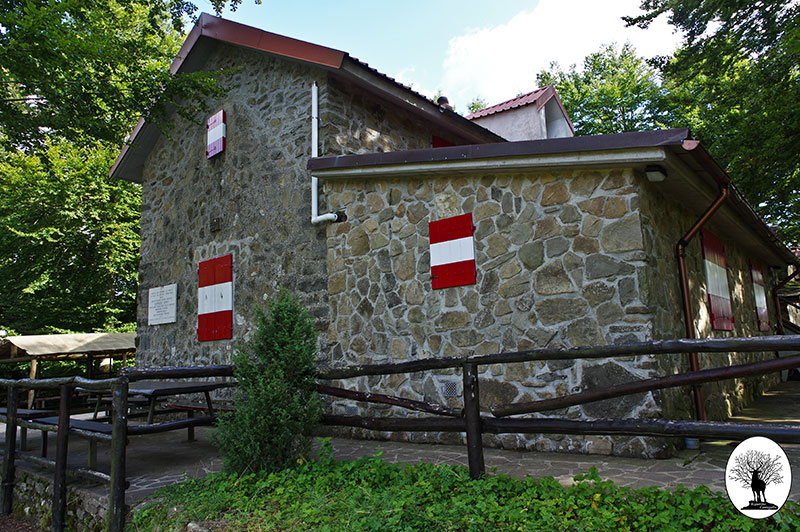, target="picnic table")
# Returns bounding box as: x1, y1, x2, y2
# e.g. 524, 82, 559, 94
124, 380, 233, 424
